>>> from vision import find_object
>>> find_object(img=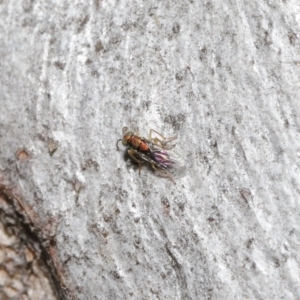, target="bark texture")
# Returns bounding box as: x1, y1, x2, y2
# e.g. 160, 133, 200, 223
1, 1, 300, 299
